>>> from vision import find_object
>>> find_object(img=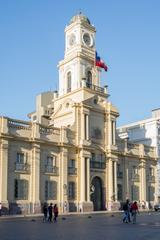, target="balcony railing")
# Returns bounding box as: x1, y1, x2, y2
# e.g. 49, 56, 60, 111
90, 161, 106, 169
117, 171, 123, 178
85, 83, 105, 94
68, 167, 77, 175
15, 163, 30, 173
45, 165, 59, 175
